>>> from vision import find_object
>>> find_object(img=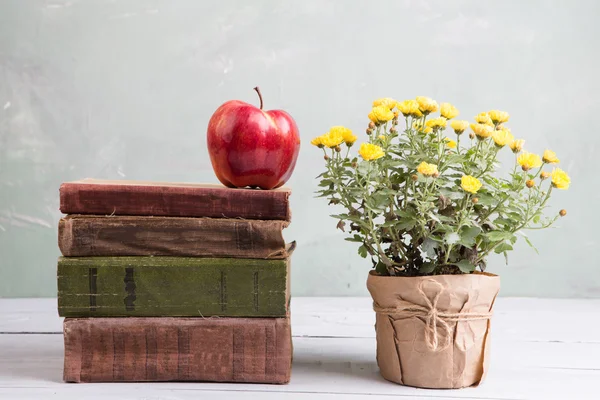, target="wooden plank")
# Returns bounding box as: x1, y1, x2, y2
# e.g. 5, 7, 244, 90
3, 298, 600, 344
0, 335, 598, 399
57, 256, 290, 317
